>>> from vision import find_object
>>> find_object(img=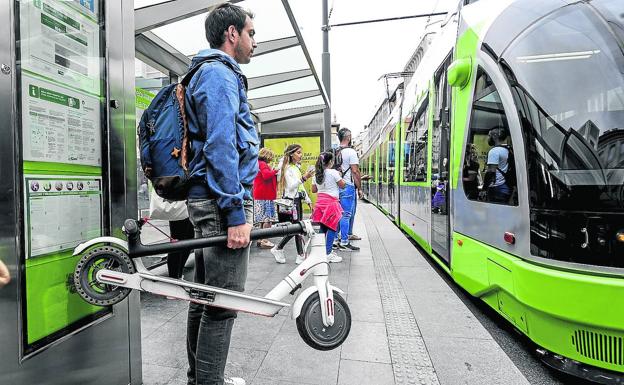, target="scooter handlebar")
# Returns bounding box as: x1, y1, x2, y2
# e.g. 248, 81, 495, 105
126, 221, 307, 258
